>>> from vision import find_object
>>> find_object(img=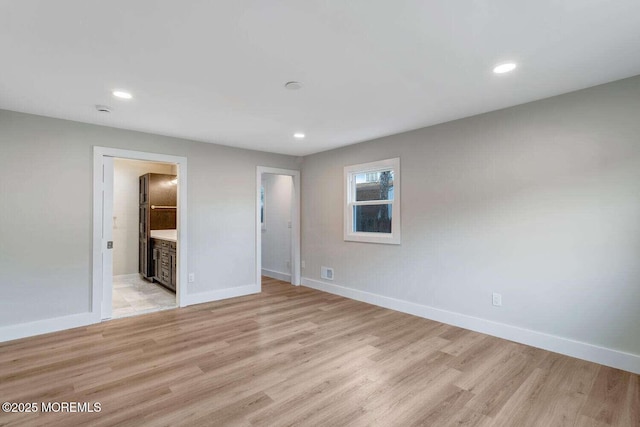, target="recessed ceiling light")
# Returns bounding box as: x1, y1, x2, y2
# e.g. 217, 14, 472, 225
493, 63, 517, 74
285, 81, 302, 90
113, 90, 133, 99
293, 133, 305, 139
